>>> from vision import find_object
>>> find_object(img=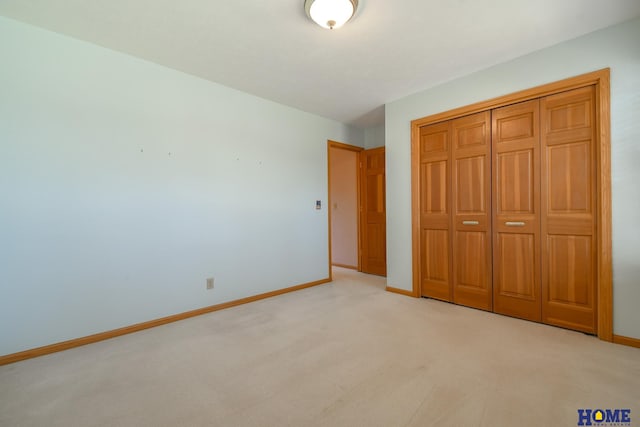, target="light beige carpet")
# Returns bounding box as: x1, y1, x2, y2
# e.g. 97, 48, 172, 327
1, 267, 638, 427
